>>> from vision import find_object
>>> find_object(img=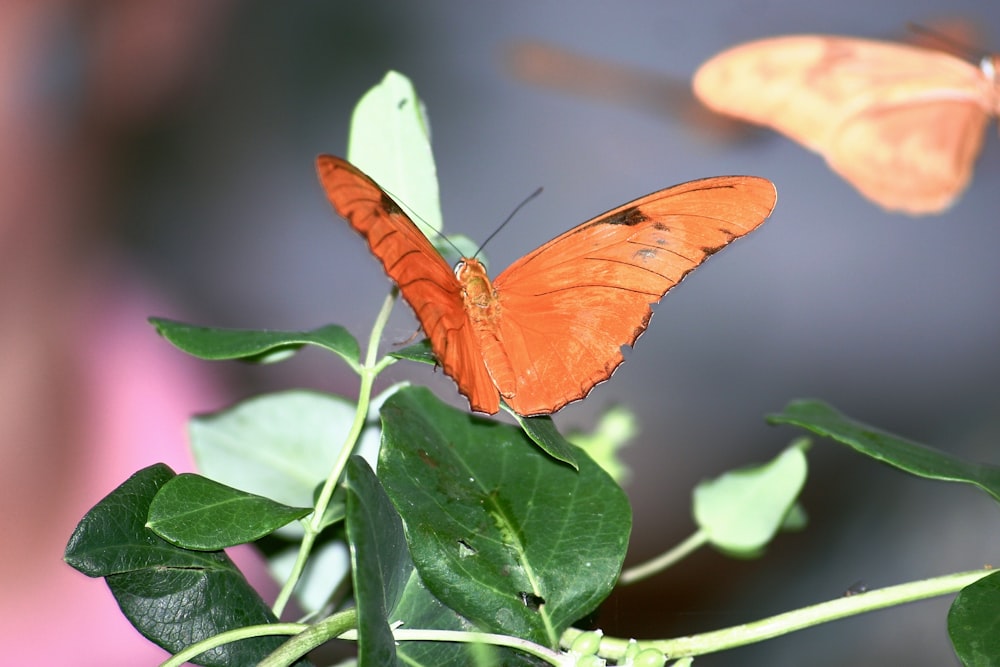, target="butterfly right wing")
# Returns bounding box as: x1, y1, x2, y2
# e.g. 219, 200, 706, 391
693, 36, 993, 213
316, 155, 500, 414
